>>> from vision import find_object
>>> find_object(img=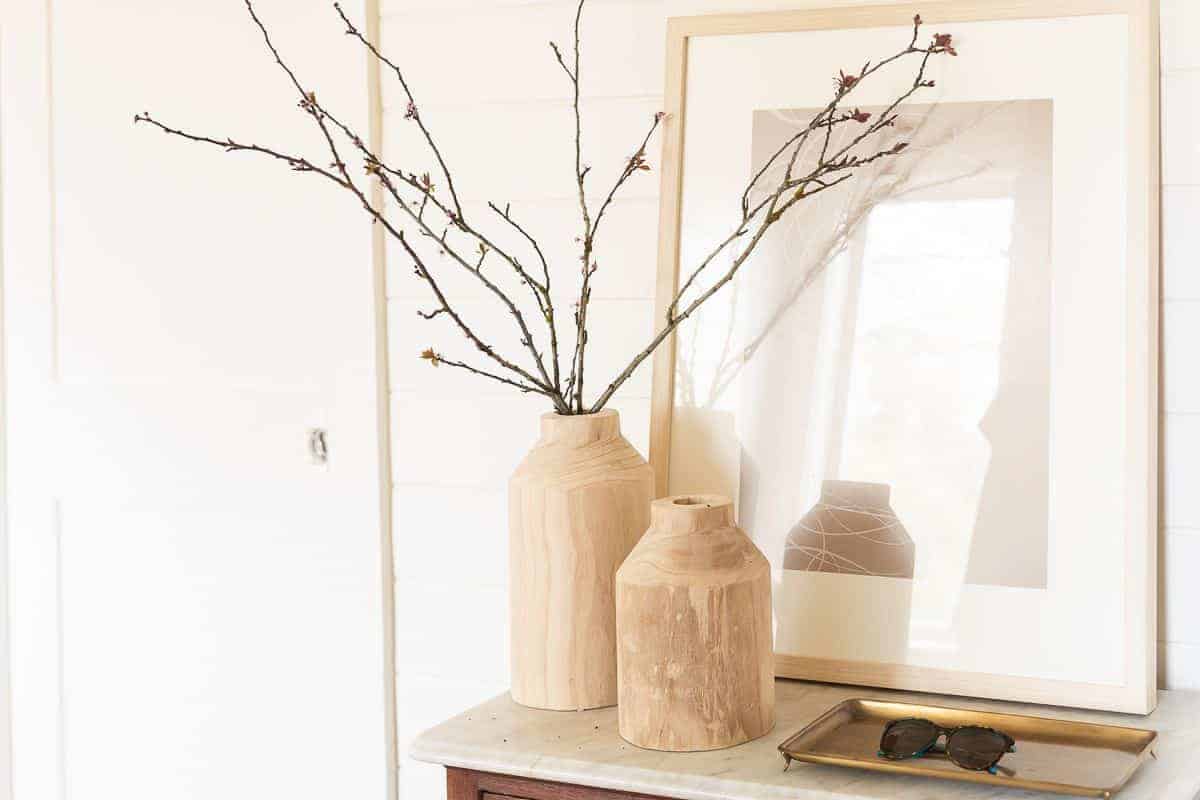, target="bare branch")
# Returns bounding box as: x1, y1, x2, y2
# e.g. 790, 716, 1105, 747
549, 40, 574, 81
488, 201, 562, 389
334, 1, 465, 220
590, 111, 664, 242
420, 349, 548, 395
134, 114, 348, 186
560, 0, 592, 413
